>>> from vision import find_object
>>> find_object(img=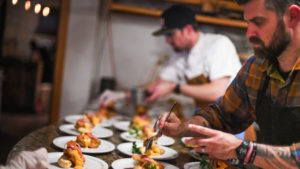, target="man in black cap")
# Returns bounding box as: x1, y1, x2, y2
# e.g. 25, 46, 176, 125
145, 5, 241, 108
99, 5, 241, 114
